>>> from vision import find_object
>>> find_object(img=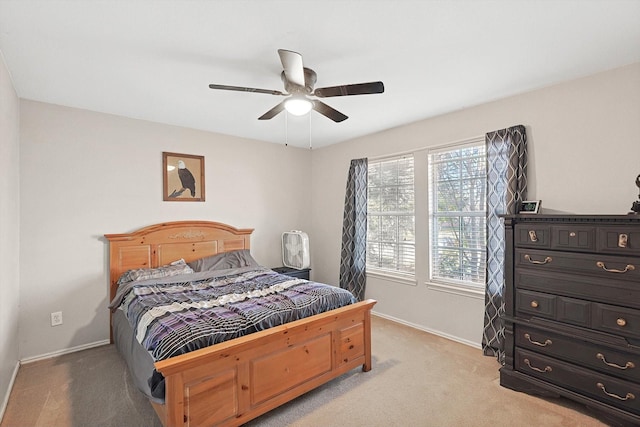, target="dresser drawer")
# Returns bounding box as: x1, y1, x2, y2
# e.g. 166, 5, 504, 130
551, 225, 596, 251
515, 348, 640, 415
593, 303, 640, 340
516, 324, 640, 382
515, 248, 640, 283
516, 269, 640, 310
516, 289, 640, 339
515, 224, 550, 248
598, 226, 640, 256
516, 289, 556, 319
516, 221, 640, 254
515, 287, 640, 337
516, 289, 591, 327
